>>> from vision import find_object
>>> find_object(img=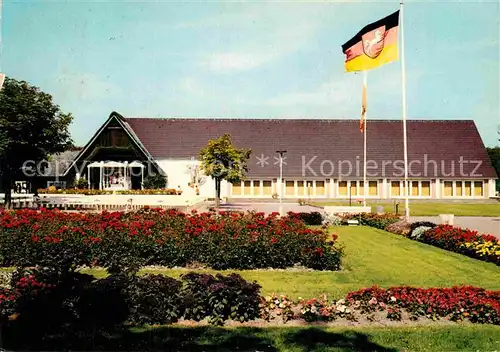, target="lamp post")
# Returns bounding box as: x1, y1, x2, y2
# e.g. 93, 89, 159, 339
276, 150, 287, 215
